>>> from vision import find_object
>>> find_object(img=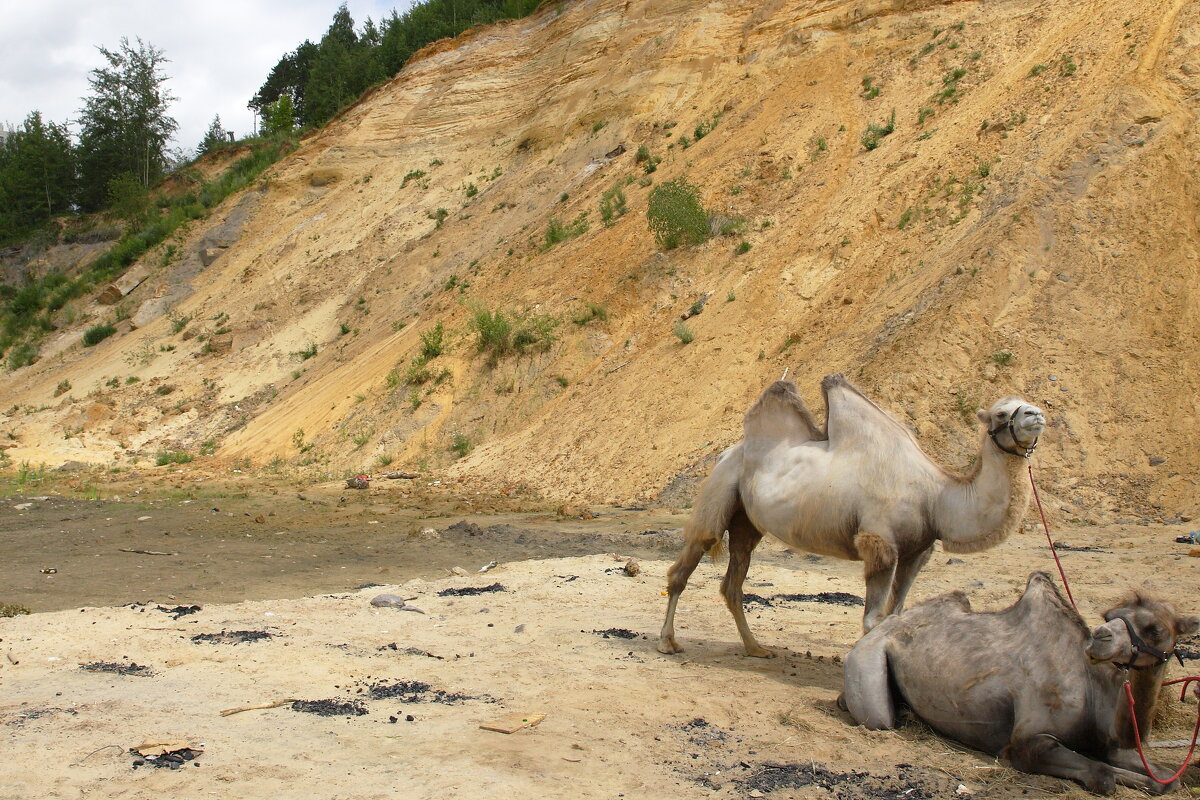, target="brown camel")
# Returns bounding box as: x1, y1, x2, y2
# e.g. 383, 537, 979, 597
658, 375, 1046, 656
840, 571, 1198, 795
